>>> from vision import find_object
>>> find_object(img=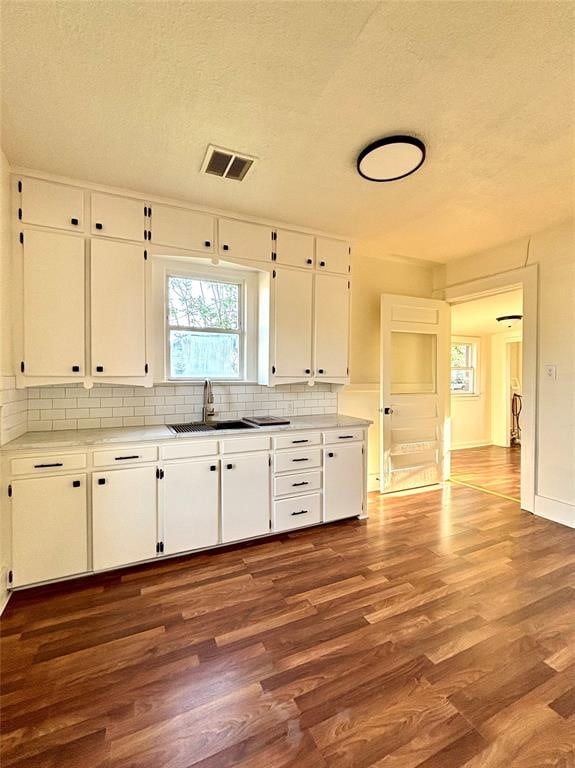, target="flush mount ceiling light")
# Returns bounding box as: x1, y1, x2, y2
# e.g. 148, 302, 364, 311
357, 135, 426, 182
497, 314, 523, 328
